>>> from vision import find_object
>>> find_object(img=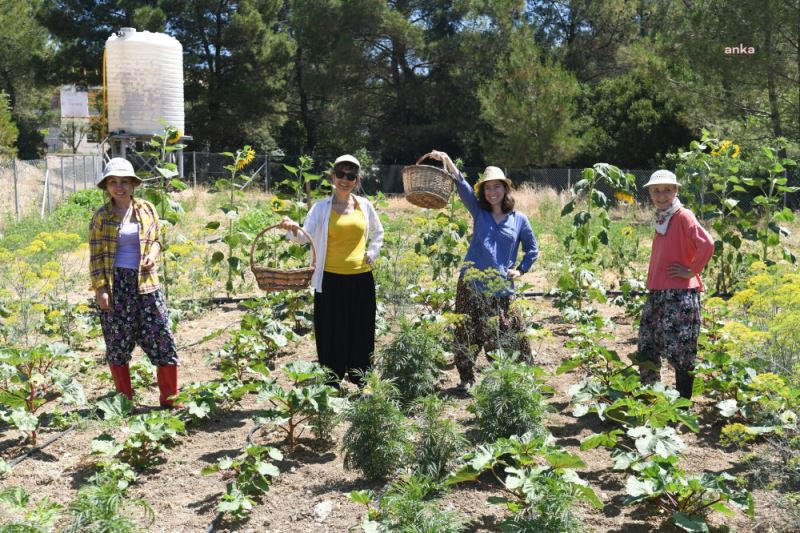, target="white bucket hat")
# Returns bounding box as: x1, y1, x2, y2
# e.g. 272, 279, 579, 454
96, 157, 141, 189
643, 169, 681, 188
333, 154, 361, 172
